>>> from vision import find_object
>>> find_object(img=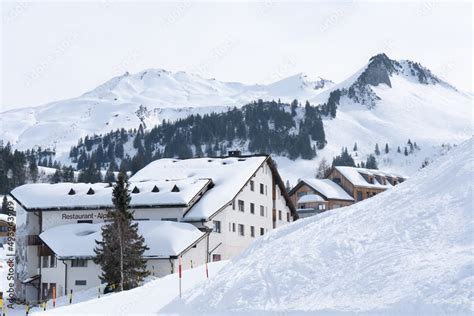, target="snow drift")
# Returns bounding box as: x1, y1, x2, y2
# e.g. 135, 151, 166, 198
164, 138, 474, 315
